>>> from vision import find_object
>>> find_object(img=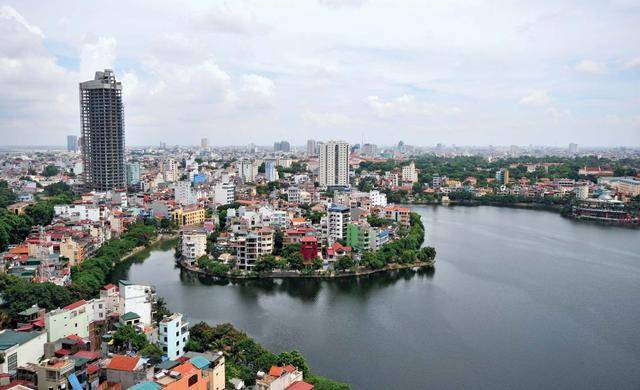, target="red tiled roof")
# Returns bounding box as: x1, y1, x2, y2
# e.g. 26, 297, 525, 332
86, 363, 99, 375
101, 284, 117, 290
63, 300, 86, 310
73, 350, 102, 360
268, 366, 284, 377
283, 364, 296, 373
107, 355, 140, 372
286, 382, 314, 390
